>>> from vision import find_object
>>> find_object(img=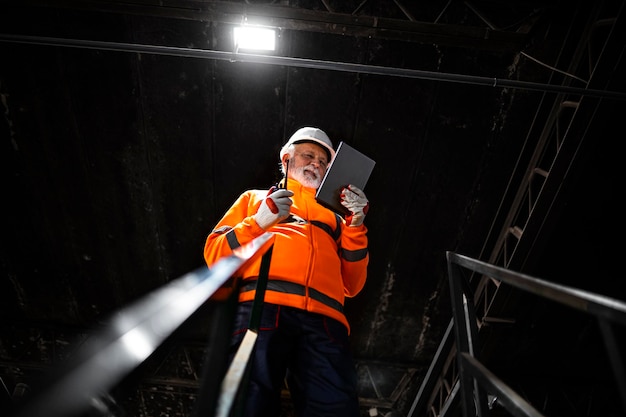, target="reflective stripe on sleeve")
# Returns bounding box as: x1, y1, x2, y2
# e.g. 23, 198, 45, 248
226, 229, 241, 250
341, 247, 368, 262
